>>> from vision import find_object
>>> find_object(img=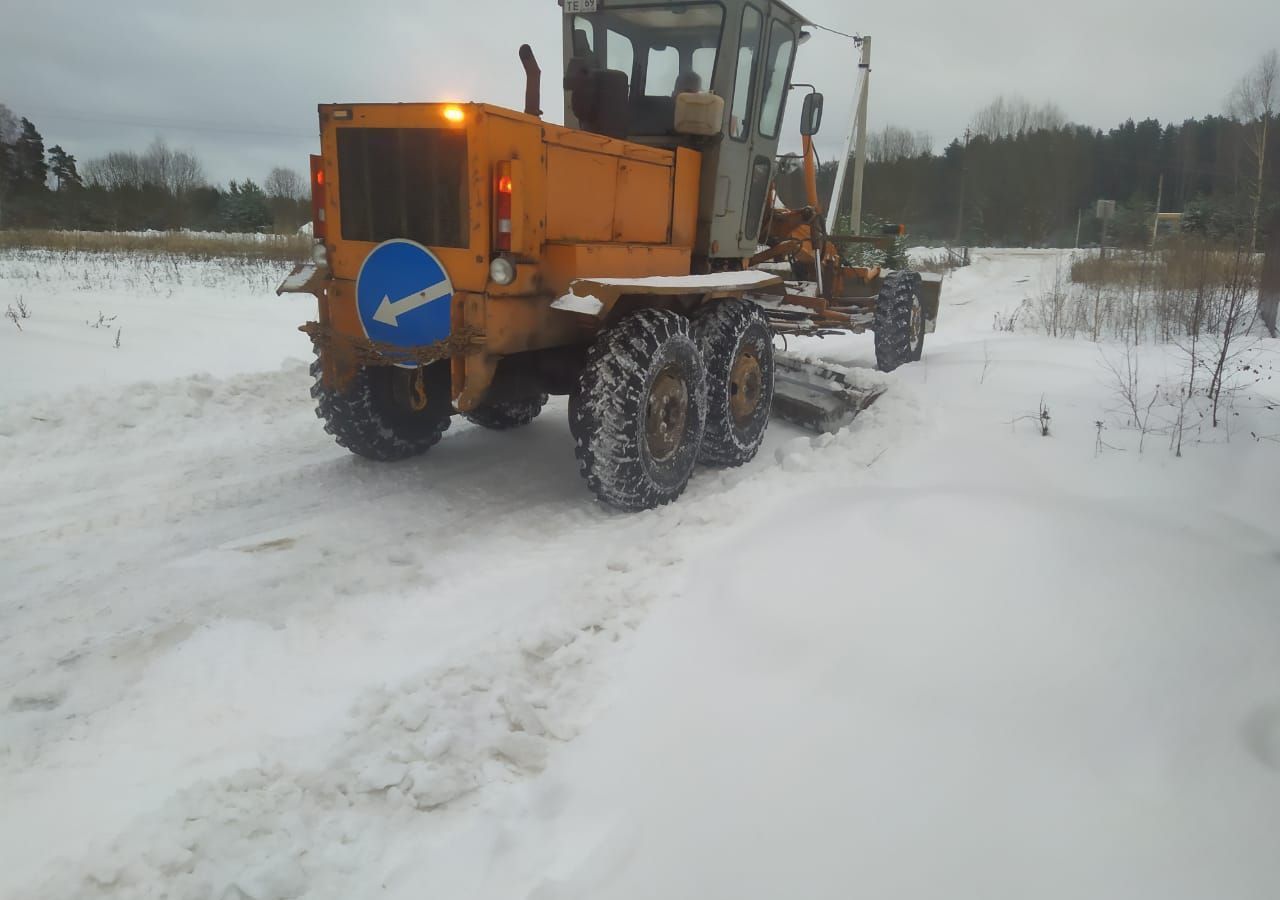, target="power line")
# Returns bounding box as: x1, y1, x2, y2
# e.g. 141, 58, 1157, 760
19, 105, 315, 140
809, 22, 863, 43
